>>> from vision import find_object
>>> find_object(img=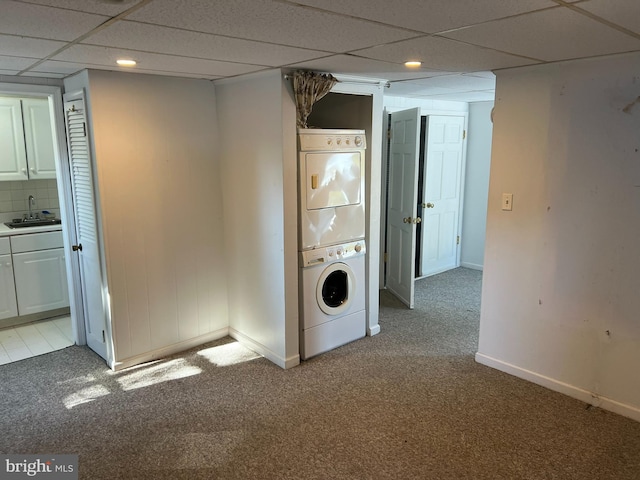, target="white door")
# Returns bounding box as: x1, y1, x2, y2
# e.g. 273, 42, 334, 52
386, 108, 420, 308
63, 94, 108, 360
420, 115, 465, 277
